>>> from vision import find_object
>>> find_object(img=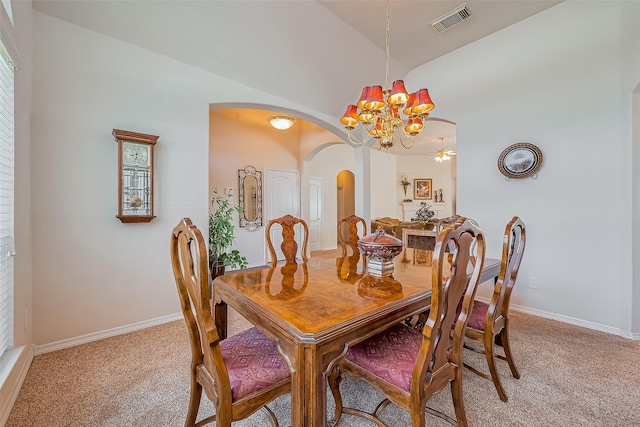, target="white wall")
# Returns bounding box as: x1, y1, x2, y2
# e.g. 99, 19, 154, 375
622, 1, 640, 336
633, 88, 640, 334
31, 13, 209, 345
406, 1, 640, 336
307, 143, 356, 250
369, 149, 398, 220
30, 12, 334, 346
